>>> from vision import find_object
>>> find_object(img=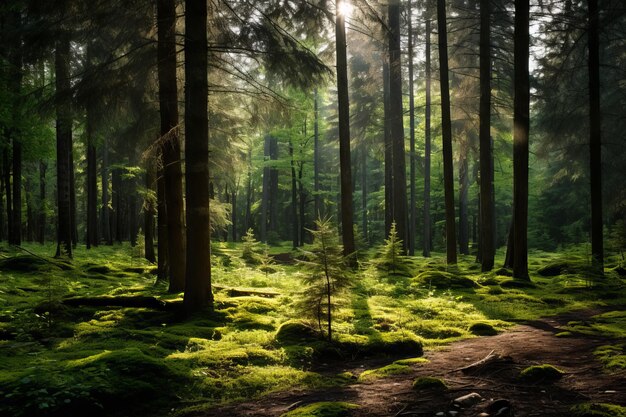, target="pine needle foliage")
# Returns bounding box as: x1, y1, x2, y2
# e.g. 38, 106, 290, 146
377, 222, 410, 275
298, 218, 353, 342
241, 228, 263, 265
